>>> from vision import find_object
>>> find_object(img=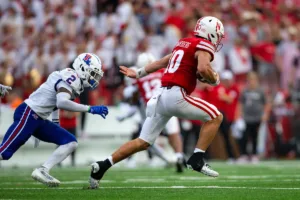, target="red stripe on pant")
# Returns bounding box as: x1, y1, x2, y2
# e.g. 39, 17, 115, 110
0, 106, 30, 153
188, 95, 219, 117
180, 88, 215, 119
